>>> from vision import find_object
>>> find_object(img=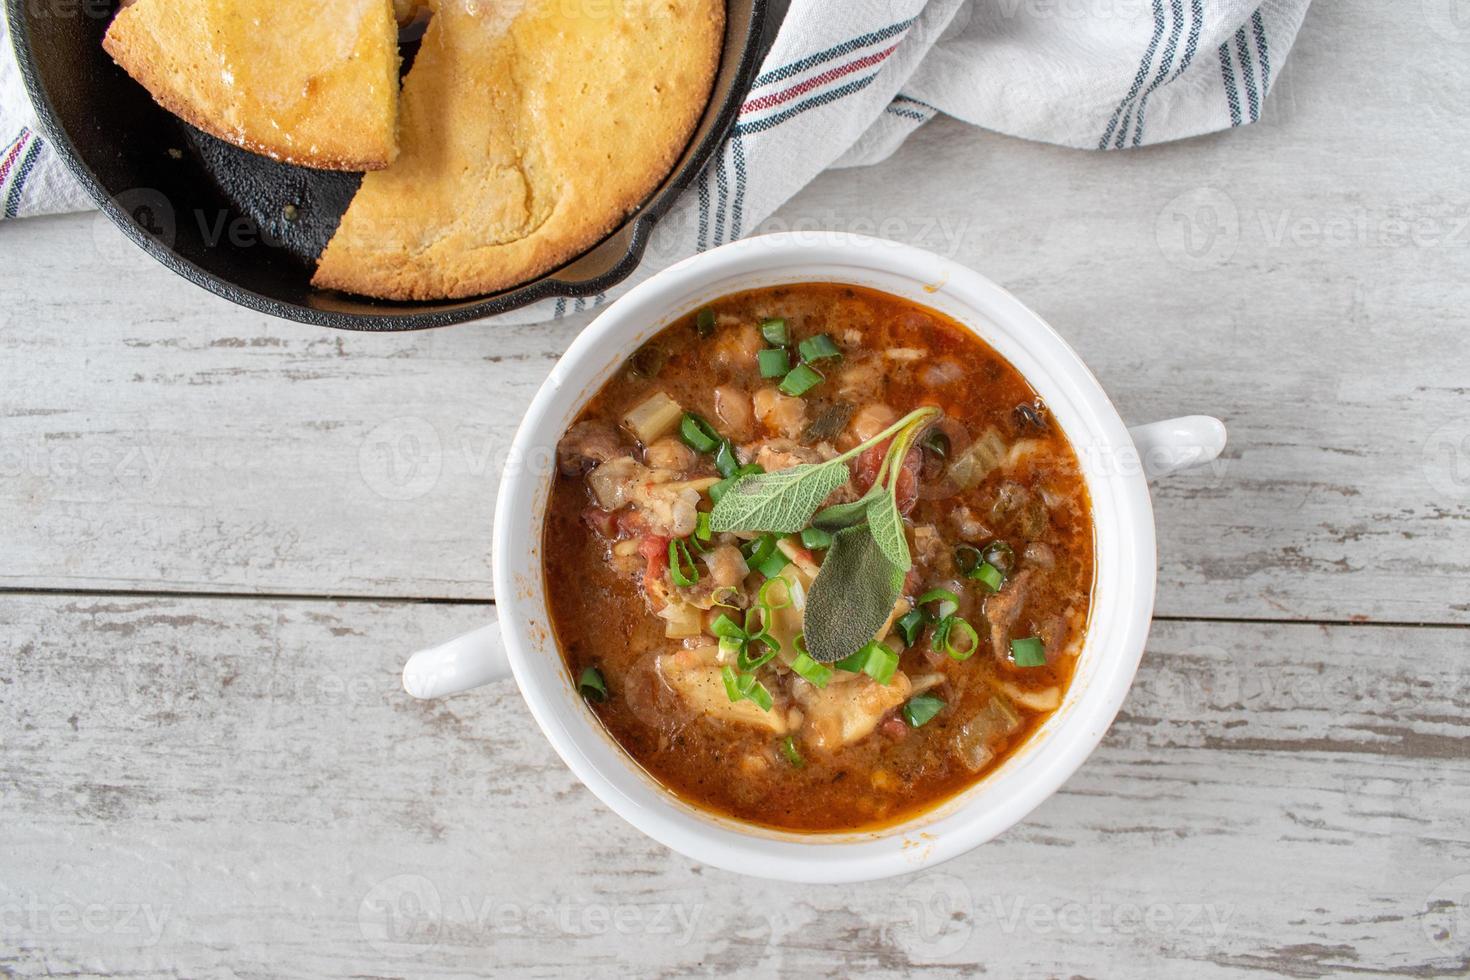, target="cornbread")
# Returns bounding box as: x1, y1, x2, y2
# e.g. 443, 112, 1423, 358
312, 0, 725, 300
103, 0, 401, 171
